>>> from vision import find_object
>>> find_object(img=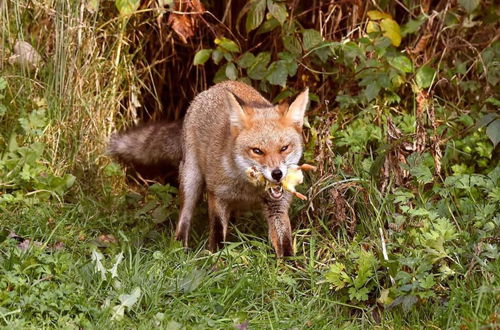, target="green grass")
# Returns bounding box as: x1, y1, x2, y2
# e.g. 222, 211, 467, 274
1, 190, 498, 328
